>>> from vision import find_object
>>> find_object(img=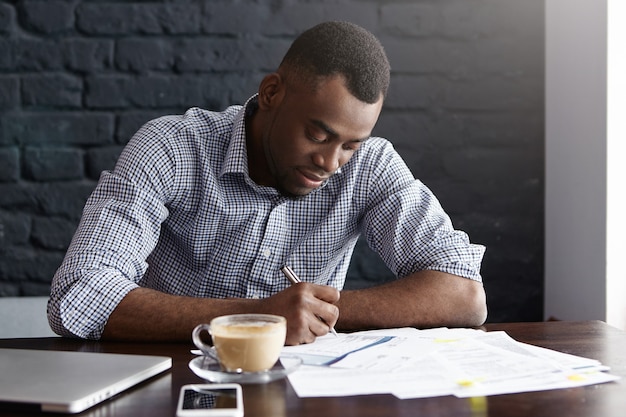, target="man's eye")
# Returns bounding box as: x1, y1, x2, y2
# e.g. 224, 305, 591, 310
343, 142, 362, 151
306, 132, 326, 143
